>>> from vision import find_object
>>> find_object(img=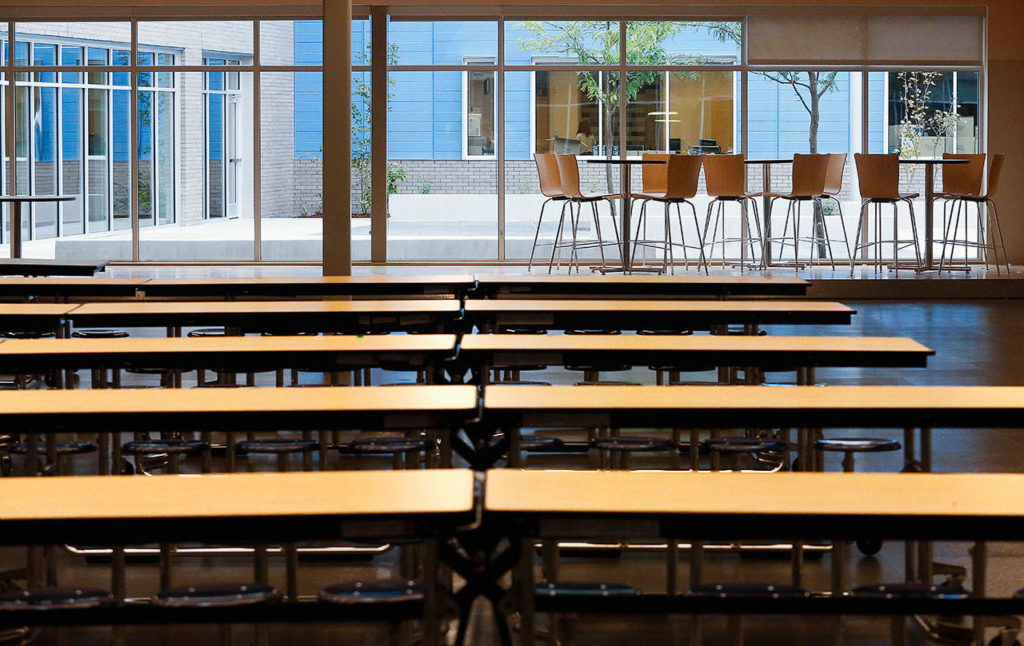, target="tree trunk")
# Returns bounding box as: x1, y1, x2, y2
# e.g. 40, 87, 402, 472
808, 72, 820, 154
